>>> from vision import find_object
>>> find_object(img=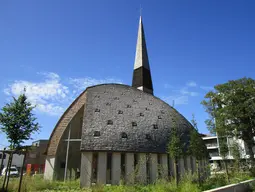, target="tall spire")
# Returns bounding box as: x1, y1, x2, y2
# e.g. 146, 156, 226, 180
132, 16, 153, 95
